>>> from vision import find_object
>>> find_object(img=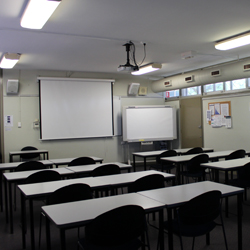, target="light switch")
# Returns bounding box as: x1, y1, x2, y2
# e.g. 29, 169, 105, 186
18, 122, 21, 128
